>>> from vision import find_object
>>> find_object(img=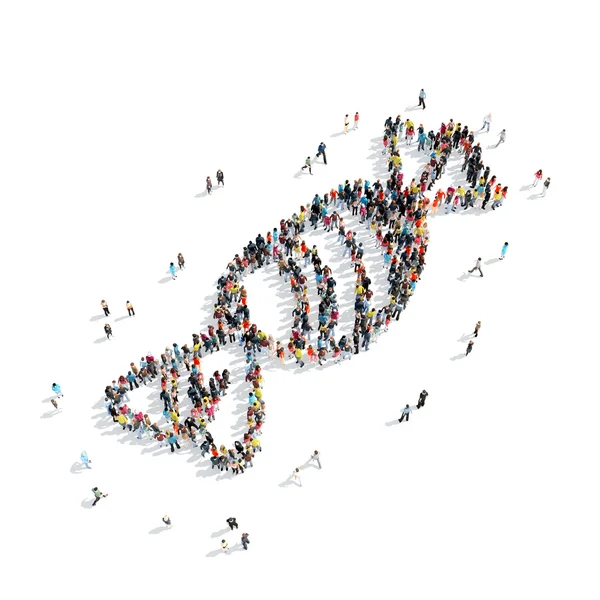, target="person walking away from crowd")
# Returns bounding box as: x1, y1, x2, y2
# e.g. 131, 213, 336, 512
169, 262, 177, 280
310, 450, 321, 469
418, 88, 426, 109
354, 112, 359, 129
104, 323, 113, 339
466, 340, 474, 356
292, 467, 302, 486
417, 390, 428, 409
162, 515, 172, 529
500, 242, 509, 260
241, 533, 250, 550
126, 300, 135, 316
206, 176, 212, 194
177, 253, 185, 269
221, 540, 229, 553
316, 142, 327, 165
533, 169, 543, 187
344, 114, 350, 134
469, 258, 483, 277
52, 383, 63, 399
101, 300, 110, 316
92, 487, 107, 506
479, 113, 492, 132
216, 169, 224, 186
301, 156, 312, 174
474, 321, 481, 337
227, 517, 239, 531
398, 404, 412, 423
495, 129, 506, 147
542, 177, 551, 196
80, 451, 92, 469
